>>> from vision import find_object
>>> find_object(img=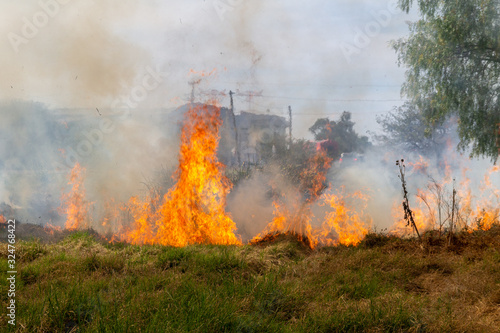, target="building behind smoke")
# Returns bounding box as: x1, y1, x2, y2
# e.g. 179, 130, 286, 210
169, 103, 288, 166
220, 108, 288, 165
